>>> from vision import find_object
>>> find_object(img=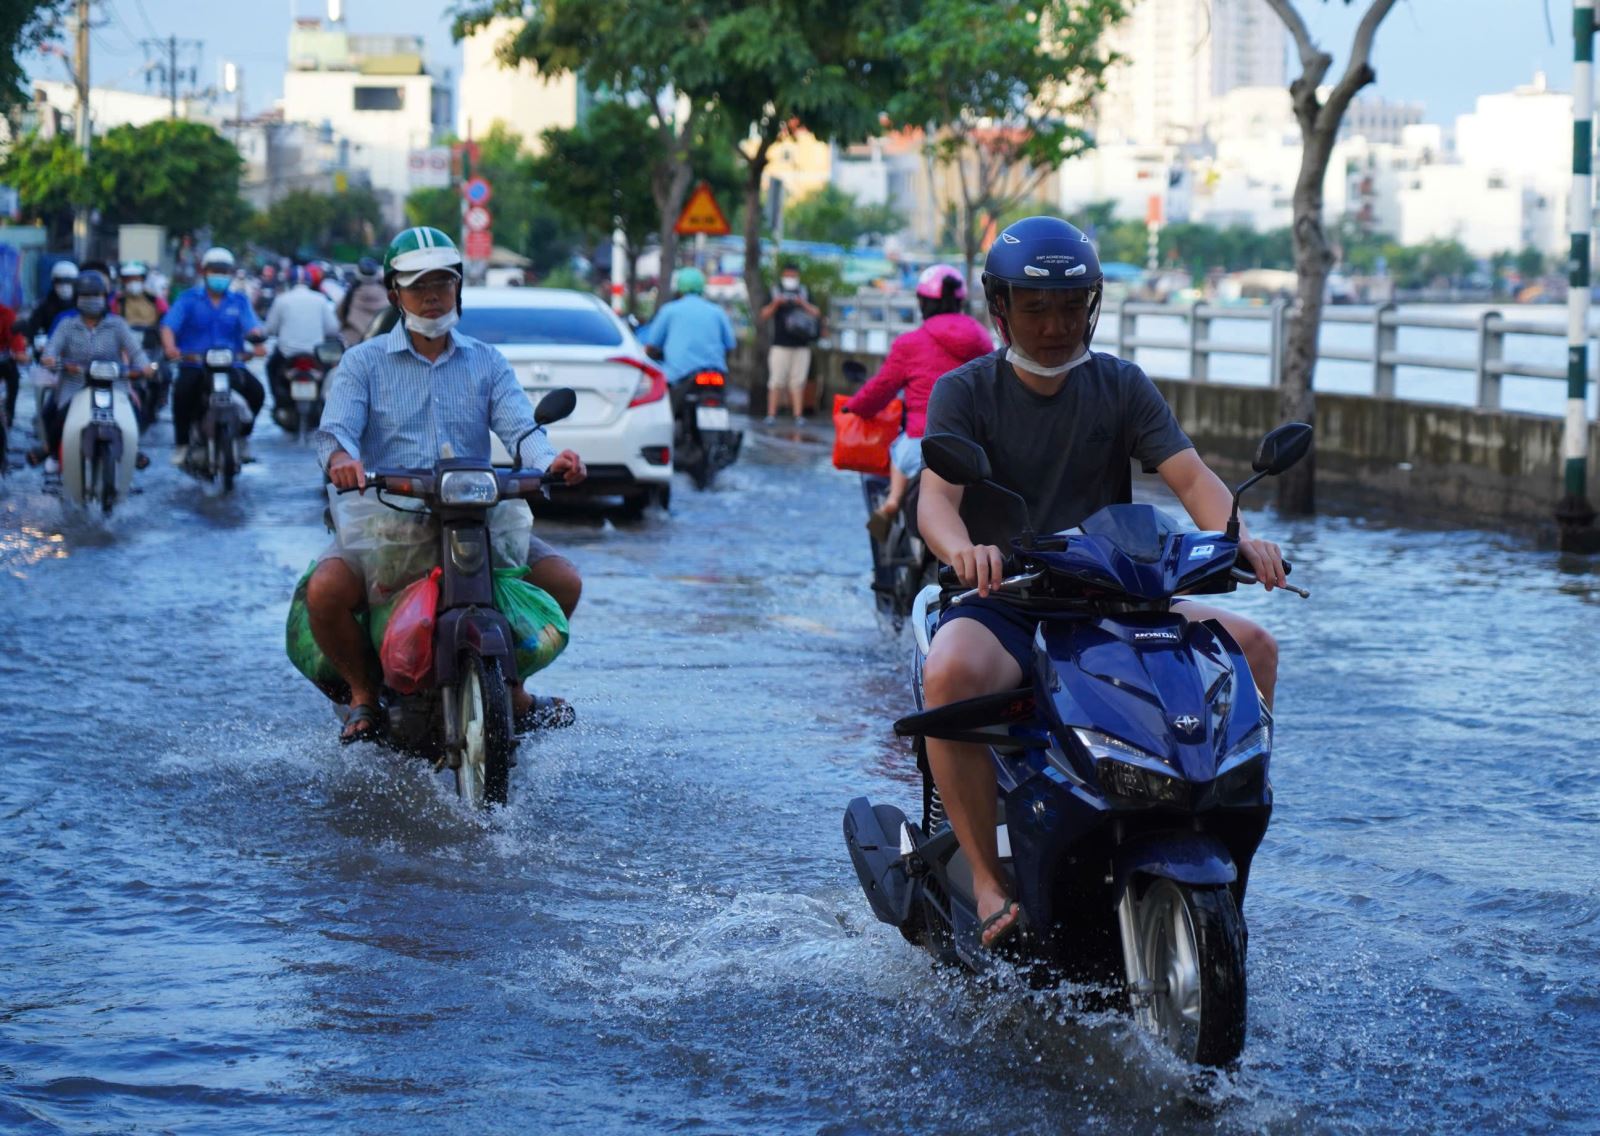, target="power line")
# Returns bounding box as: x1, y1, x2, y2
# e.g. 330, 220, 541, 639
129, 0, 159, 38
138, 34, 204, 117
